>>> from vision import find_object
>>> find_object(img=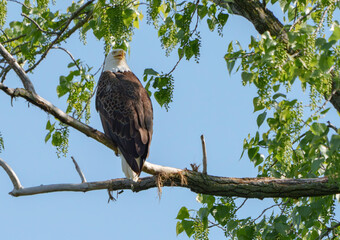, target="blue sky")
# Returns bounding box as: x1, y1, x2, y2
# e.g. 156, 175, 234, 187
0, 1, 339, 240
